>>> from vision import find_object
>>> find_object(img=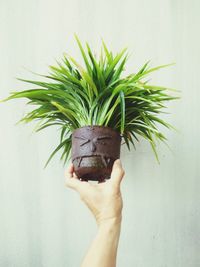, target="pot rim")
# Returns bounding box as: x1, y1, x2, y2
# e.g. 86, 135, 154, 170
72, 125, 122, 137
